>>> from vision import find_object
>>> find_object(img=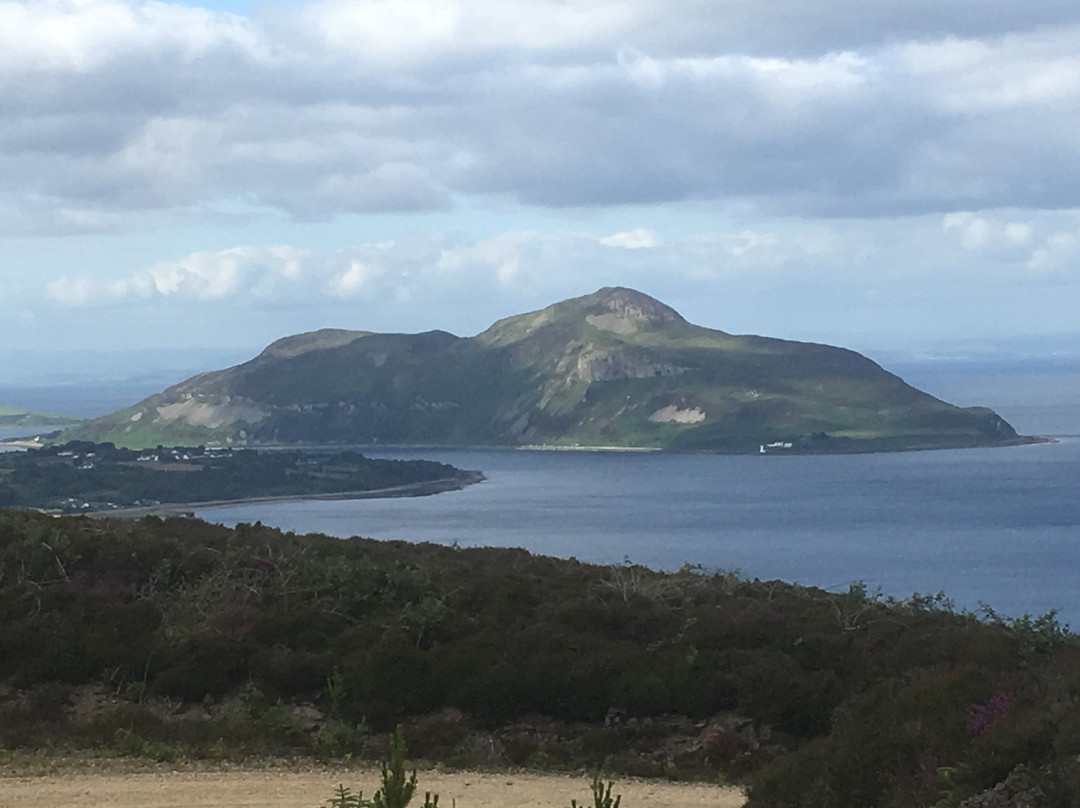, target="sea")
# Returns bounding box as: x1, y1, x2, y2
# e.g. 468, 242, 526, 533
2, 362, 1079, 624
